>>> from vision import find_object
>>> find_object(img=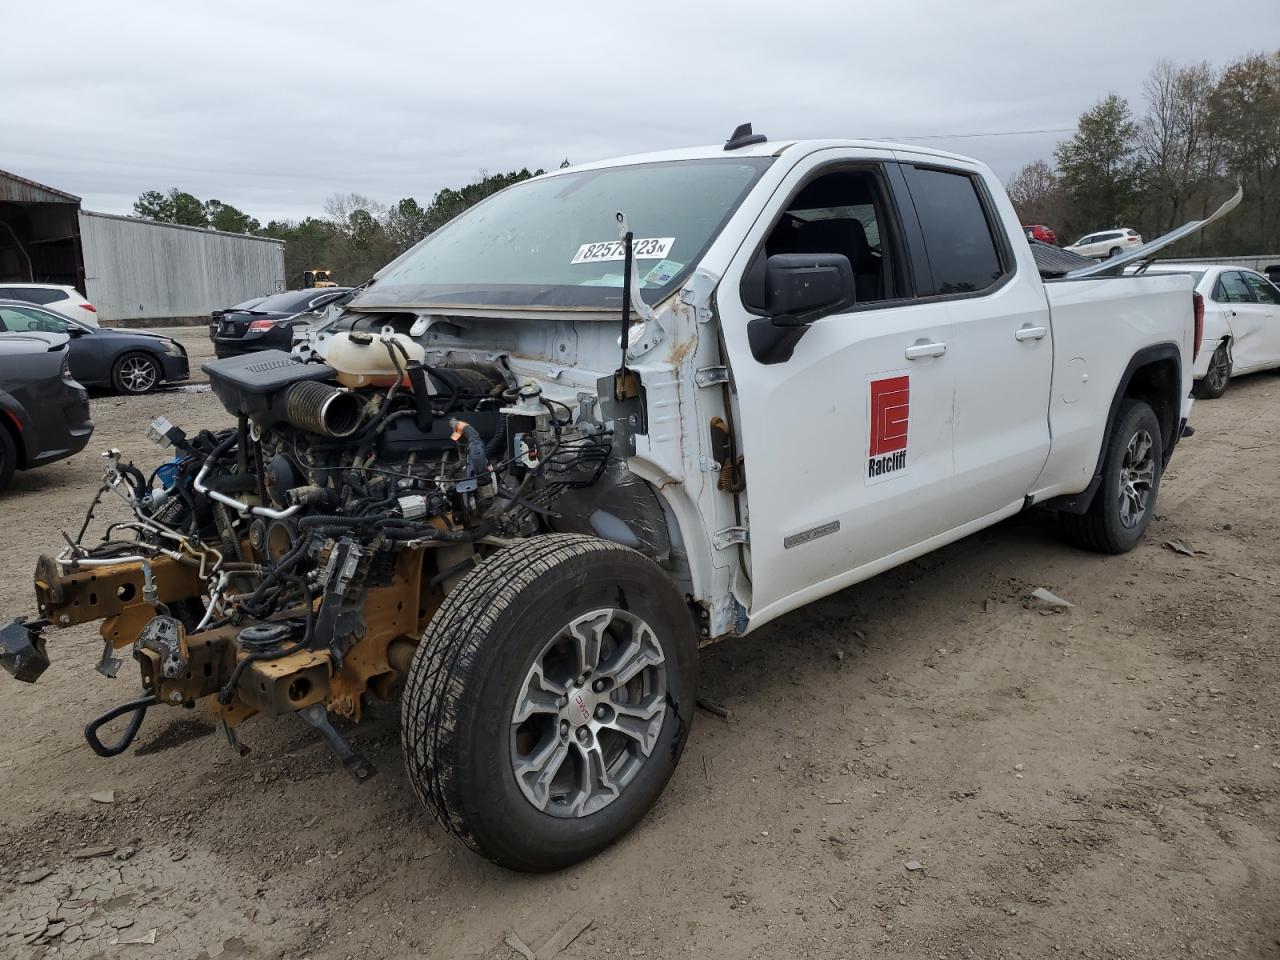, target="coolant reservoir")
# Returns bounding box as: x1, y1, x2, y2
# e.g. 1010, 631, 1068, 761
322, 330, 426, 387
